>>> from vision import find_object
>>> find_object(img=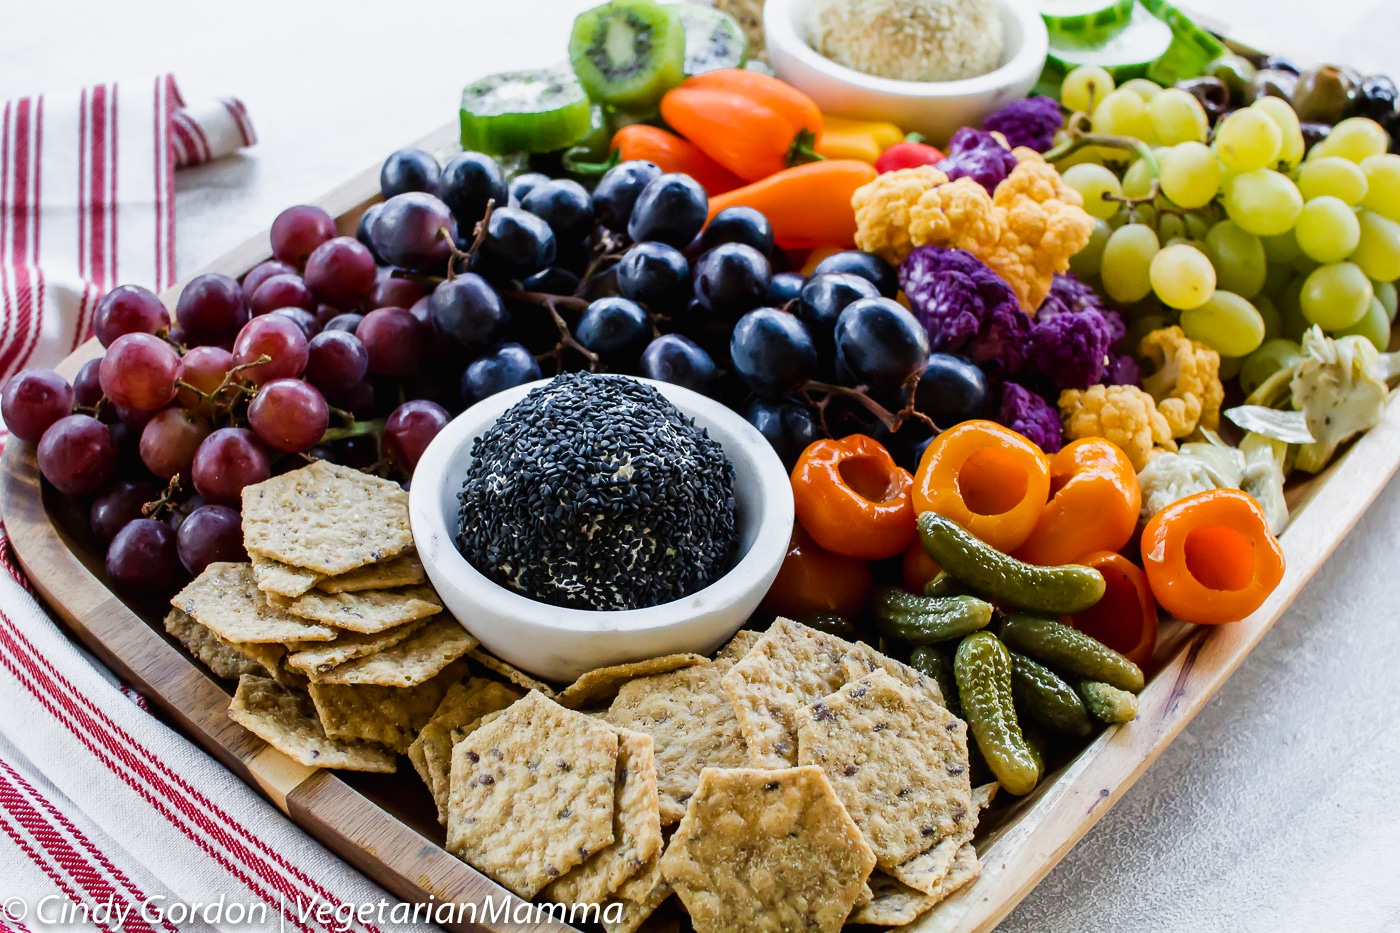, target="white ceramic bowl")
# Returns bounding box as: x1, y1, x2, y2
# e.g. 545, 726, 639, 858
409, 376, 794, 683
765, 0, 1049, 144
